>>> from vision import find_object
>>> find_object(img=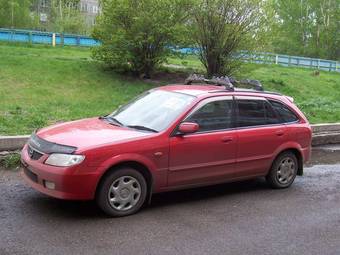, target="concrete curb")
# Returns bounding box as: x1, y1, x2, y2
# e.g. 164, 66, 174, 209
0, 135, 30, 151
1, 123, 340, 151
312, 123, 340, 133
